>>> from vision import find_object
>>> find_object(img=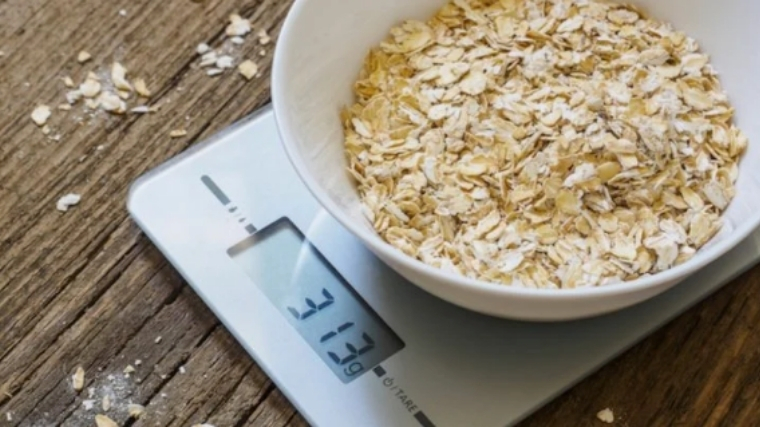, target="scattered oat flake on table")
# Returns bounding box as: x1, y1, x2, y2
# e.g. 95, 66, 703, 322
77, 51, 92, 63
80, 77, 102, 98
179, 366, 186, 374
128, 403, 145, 419
231, 36, 245, 45
131, 106, 151, 114
63, 76, 75, 88
99, 92, 127, 114
597, 408, 615, 424
72, 366, 85, 390
258, 49, 267, 57
197, 43, 211, 55
155, 336, 163, 343
31, 105, 51, 126
257, 29, 271, 45
124, 365, 136, 374
238, 60, 258, 80
111, 62, 133, 91
206, 68, 223, 77
102, 395, 111, 411
57, 193, 81, 212
5, 412, 12, 422
216, 55, 234, 69
200, 51, 218, 67
134, 78, 151, 98
170, 129, 187, 138
119, 9, 127, 16
226, 13, 251, 37
95, 414, 119, 427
